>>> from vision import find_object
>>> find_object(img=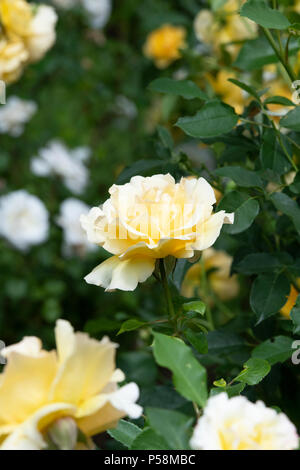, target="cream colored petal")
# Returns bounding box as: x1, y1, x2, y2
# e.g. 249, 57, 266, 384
55, 319, 75, 365
77, 401, 124, 437
1, 337, 43, 359
110, 368, 125, 383
108, 383, 142, 419
80, 207, 106, 245
0, 351, 57, 426
181, 176, 216, 207
193, 211, 234, 251
50, 332, 118, 406
76, 382, 141, 420
0, 403, 76, 450
84, 255, 156, 291
120, 238, 193, 260
76, 383, 142, 437
84, 255, 121, 288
